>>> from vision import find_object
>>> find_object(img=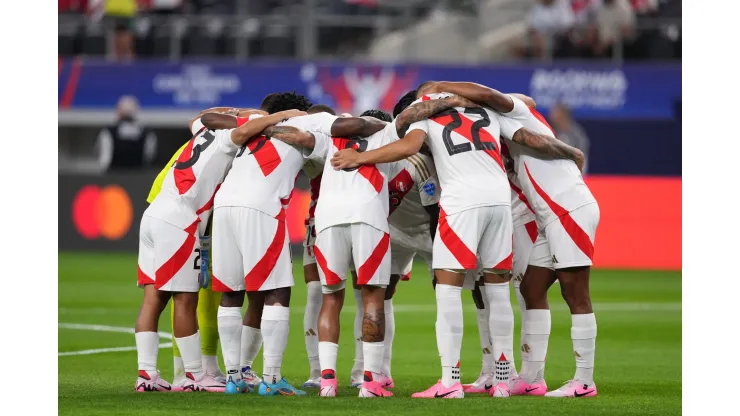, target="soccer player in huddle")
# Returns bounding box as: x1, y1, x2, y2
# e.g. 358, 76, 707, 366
134, 106, 303, 392
265, 94, 475, 397
419, 82, 599, 398
331, 86, 583, 399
